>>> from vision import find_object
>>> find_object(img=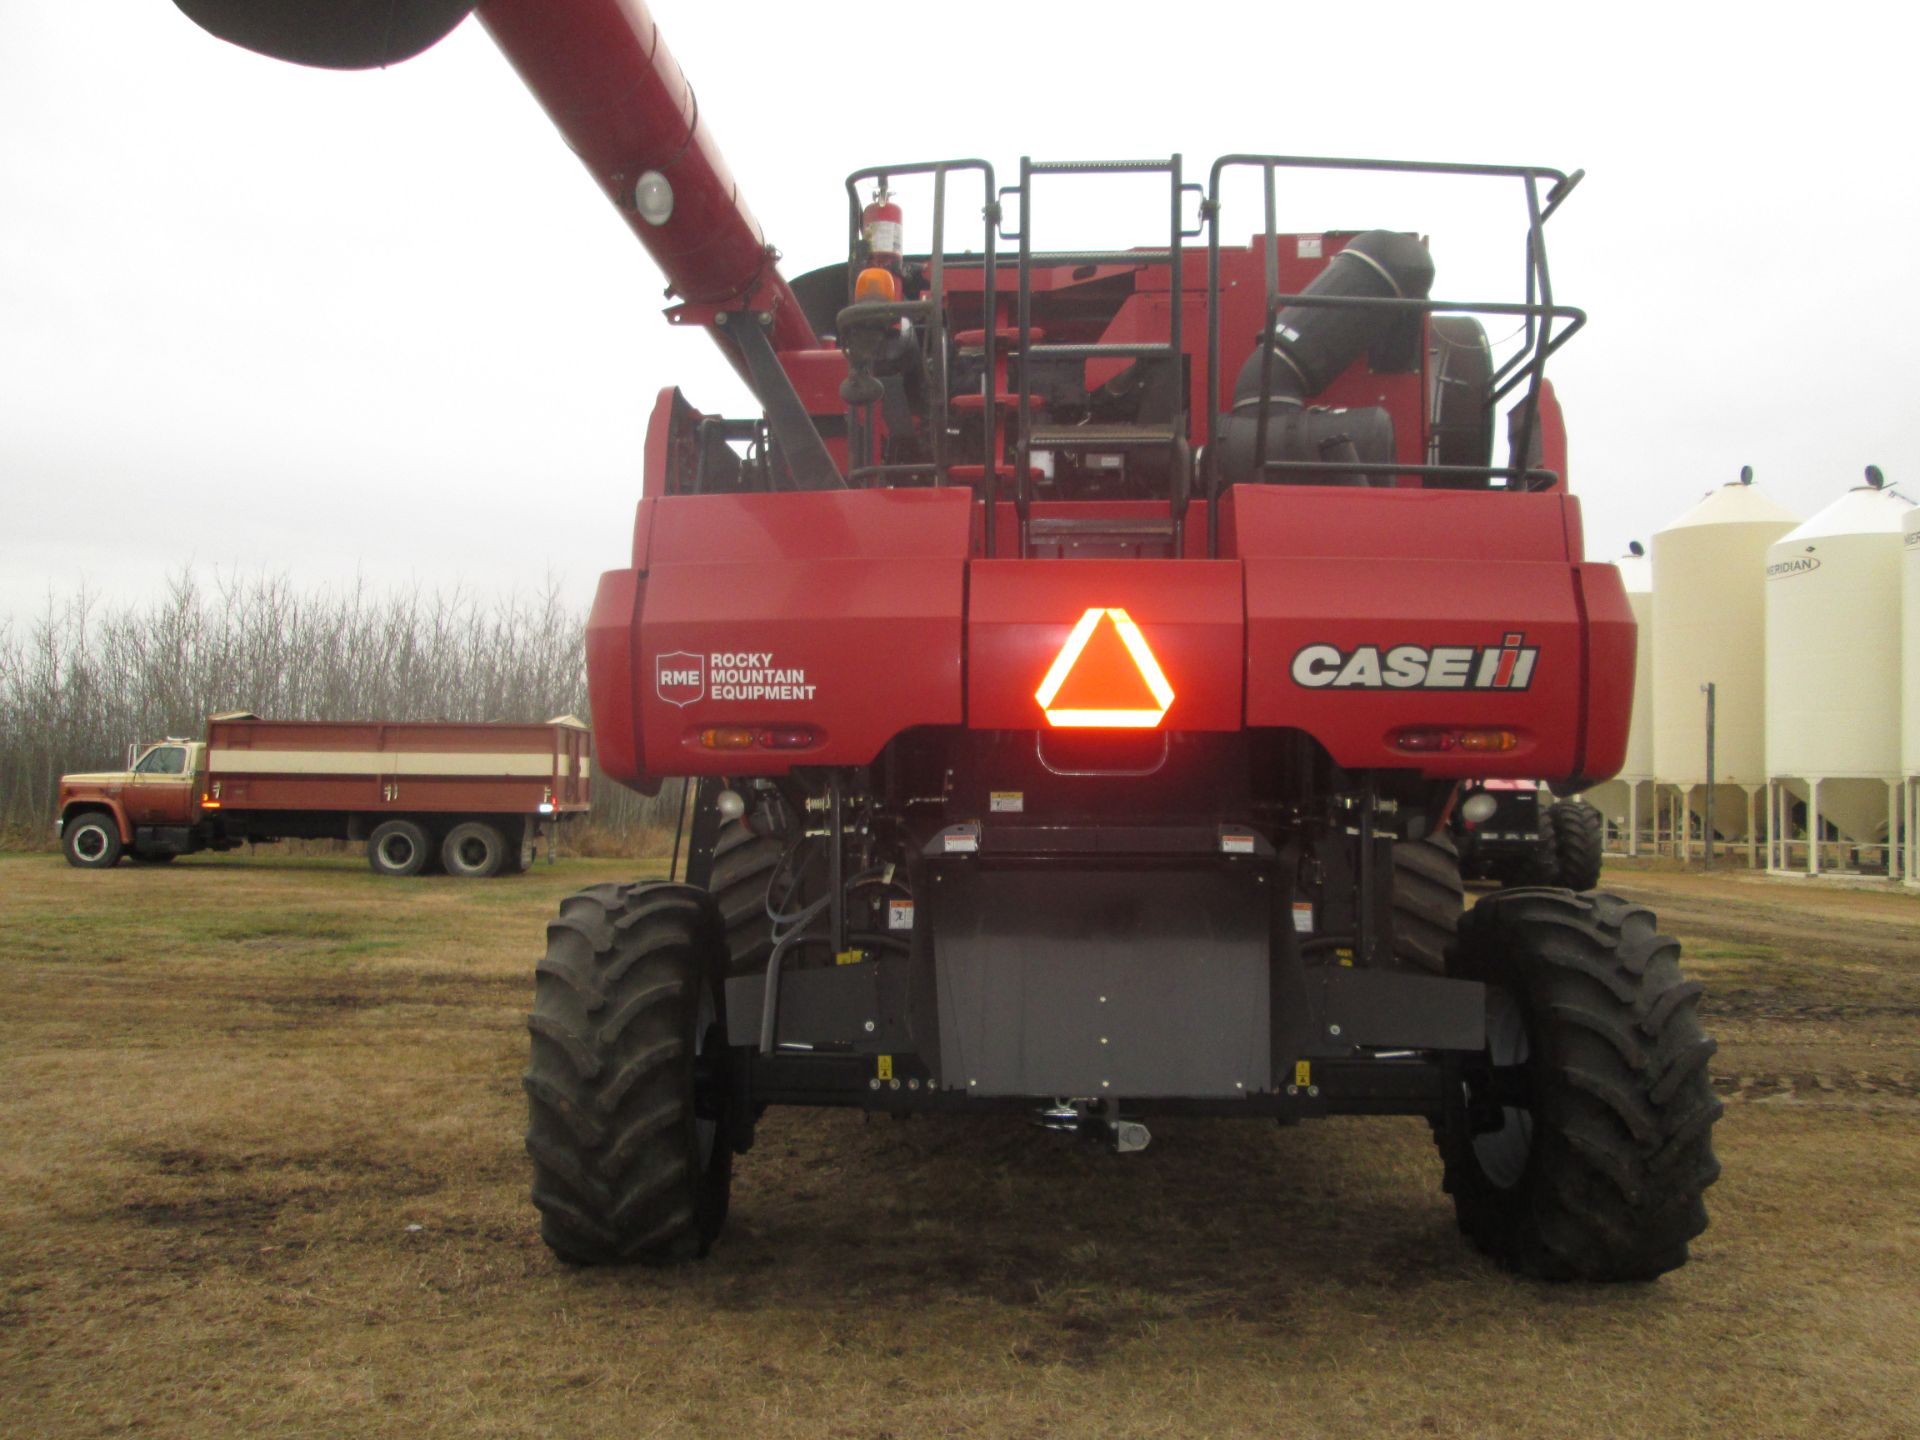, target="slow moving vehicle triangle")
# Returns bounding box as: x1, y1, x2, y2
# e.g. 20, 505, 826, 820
1034, 608, 1175, 728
